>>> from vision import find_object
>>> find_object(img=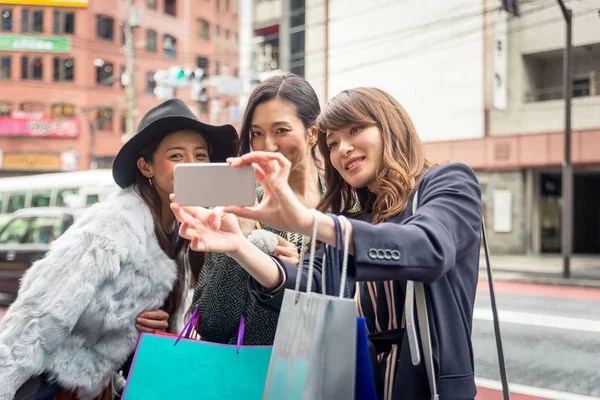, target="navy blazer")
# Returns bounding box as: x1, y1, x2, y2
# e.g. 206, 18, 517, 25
249, 162, 482, 400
